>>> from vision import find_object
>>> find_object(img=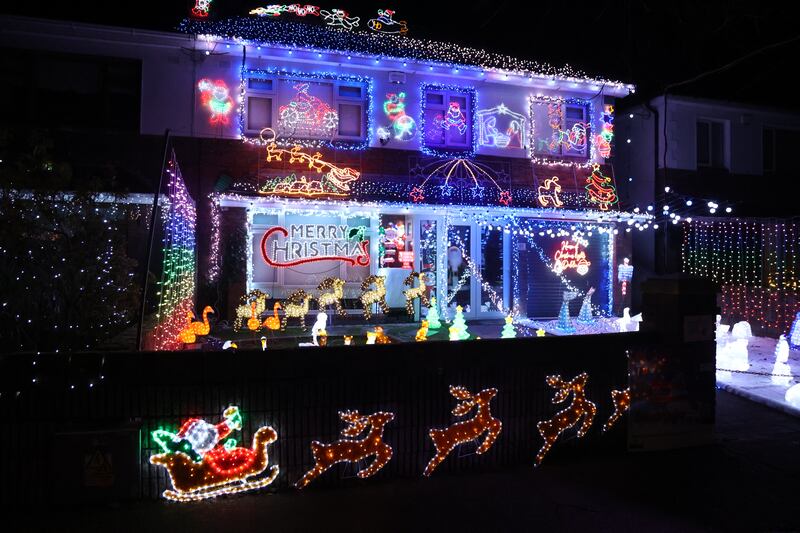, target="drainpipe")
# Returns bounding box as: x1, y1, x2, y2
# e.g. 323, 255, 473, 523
643, 99, 662, 273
